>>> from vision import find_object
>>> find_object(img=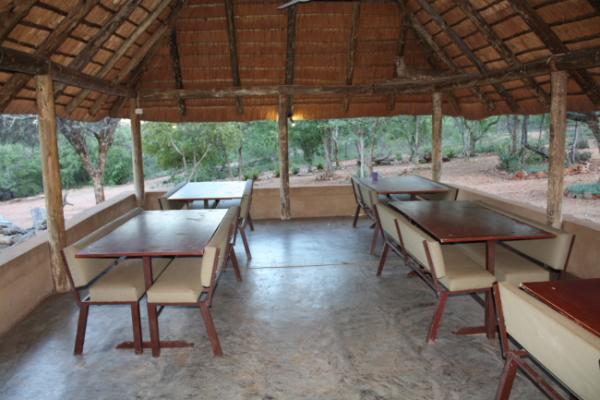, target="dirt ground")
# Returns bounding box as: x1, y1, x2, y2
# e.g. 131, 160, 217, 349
1, 153, 599, 229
